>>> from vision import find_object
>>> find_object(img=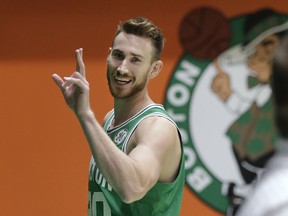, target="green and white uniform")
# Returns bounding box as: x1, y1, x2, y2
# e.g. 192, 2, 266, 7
88, 104, 185, 216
